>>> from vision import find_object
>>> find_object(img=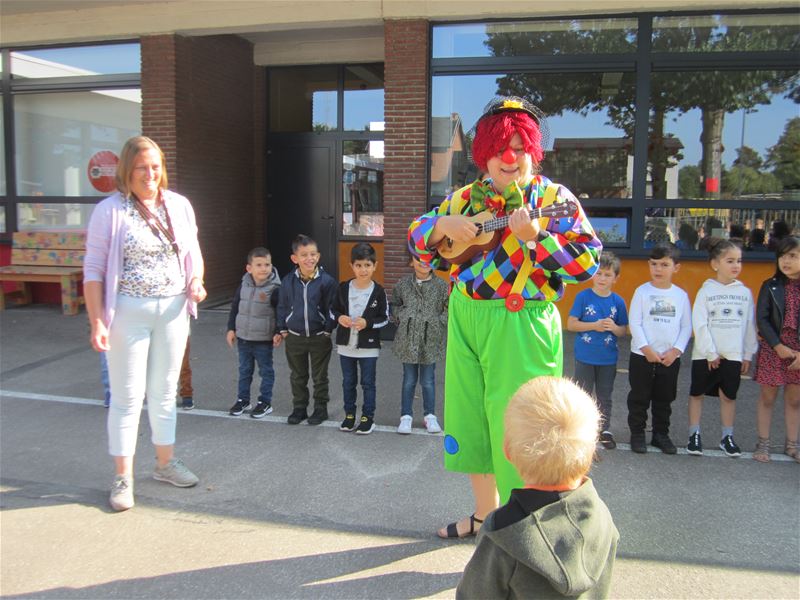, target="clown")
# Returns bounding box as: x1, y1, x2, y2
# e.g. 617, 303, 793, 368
408, 97, 602, 539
